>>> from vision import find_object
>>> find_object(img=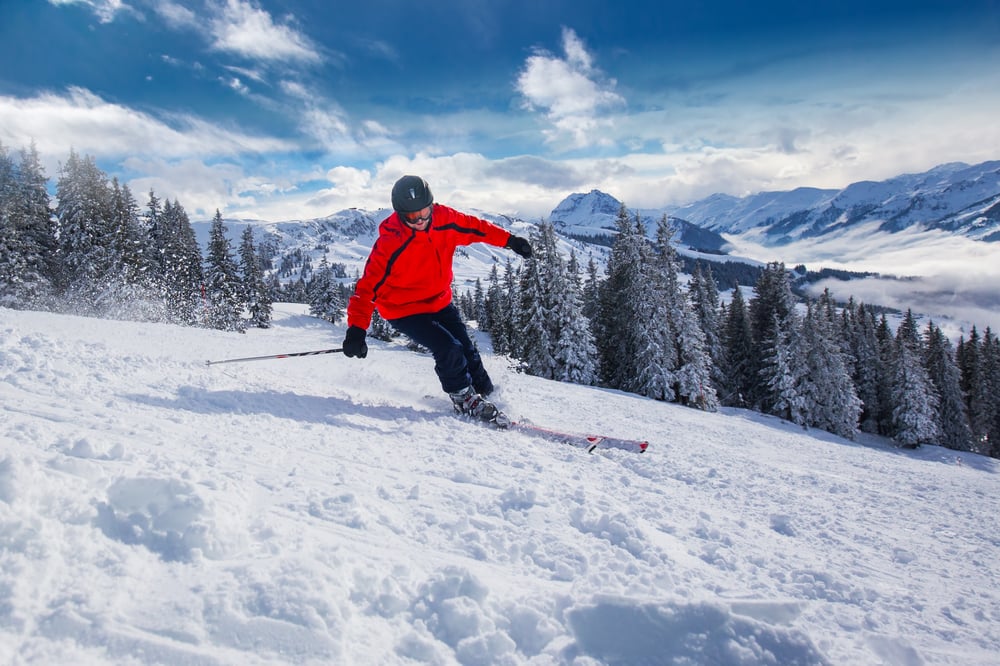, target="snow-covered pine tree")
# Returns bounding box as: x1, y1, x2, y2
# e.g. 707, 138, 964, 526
484, 264, 510, 353
162, 200, 204, 326
720, 284, 754, 407
142, 190, 167, 289
971, 328, 1000, 456
516, 223, 556, 378
763, 311, 807, 425
100, 178, 163, 319
750, 262, 798, 413
890, 338, 940, 448
239, 227, 273, 328
581, 256, 601, 324
596, 204, 647, 390
654, 217, 718, 409
844, 302, 884, 434
542, 226, 597, 386
11, 142, 55, 306
798, 298, 861, 439
472, 278, 487, 329
629, 214, 674, 400
0, 143, 25, 307
203, 210, 245, 332
673, 303, 720, 411
55, 150, 115, 312
923, 321, 973, 452
307, 255, 343, 324
689, 262, 725, 392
